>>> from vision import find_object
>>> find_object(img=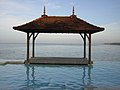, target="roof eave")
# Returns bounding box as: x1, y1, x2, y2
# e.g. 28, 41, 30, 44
13, 27, 104, 34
